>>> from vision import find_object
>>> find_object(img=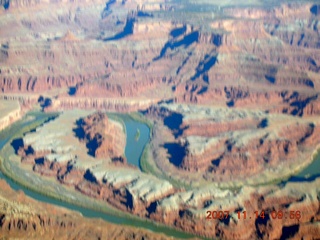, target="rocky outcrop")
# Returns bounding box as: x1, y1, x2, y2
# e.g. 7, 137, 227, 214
19, 110, 127, 168
86, 167, 175, 215
78, 112, 126, 159
48, 96, 158, 112
1, 75, 87, 93
149, 103, 320, 184
154, 179, 320, 239
1, 0, 320, 115
0, 180, 171, 240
